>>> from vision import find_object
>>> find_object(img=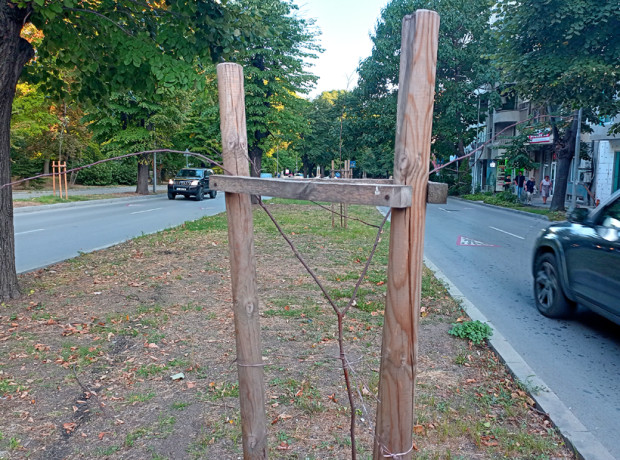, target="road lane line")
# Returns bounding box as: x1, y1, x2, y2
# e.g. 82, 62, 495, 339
130, 207, 162, 215
489, 226, 524, 240
16, 228, 45, 235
